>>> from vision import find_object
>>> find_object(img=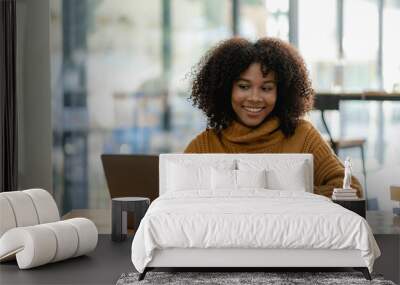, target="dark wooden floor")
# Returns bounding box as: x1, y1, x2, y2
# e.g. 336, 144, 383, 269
1, 233, 398, 284
0, 235, 134, 285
